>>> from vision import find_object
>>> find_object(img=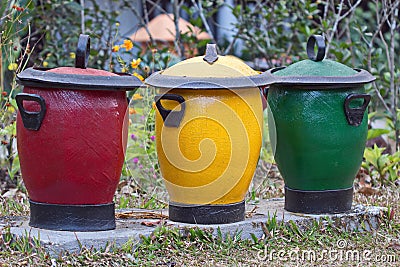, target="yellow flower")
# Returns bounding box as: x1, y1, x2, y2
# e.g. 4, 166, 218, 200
8, 63, 18, 71
112, 45, 120, 52
130, 58, 141, 69
132, 93, 143, 100
43, 61, 49, 67
133, 72, 144, 81
121, 39, 133, 51
7, 106, 15, 113
121, 67, 129, 73
70, 52, 76, 59
129, 108, 137, 115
